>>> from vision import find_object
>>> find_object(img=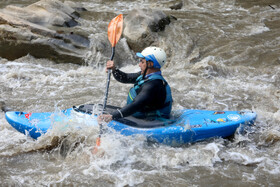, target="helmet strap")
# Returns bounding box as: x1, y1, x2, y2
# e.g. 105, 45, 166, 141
143, 63, 148, 79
